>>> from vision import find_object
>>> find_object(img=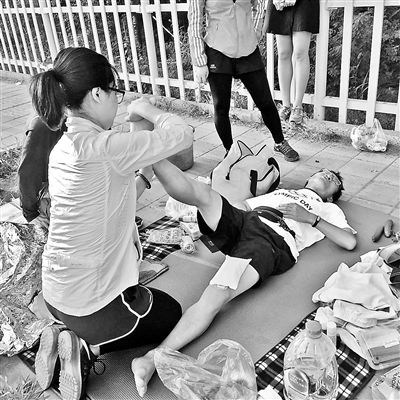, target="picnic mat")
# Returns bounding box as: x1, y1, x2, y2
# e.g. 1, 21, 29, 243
83, 201, 397, 400
255, 310, 375, 400
18, 216, 180, 371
